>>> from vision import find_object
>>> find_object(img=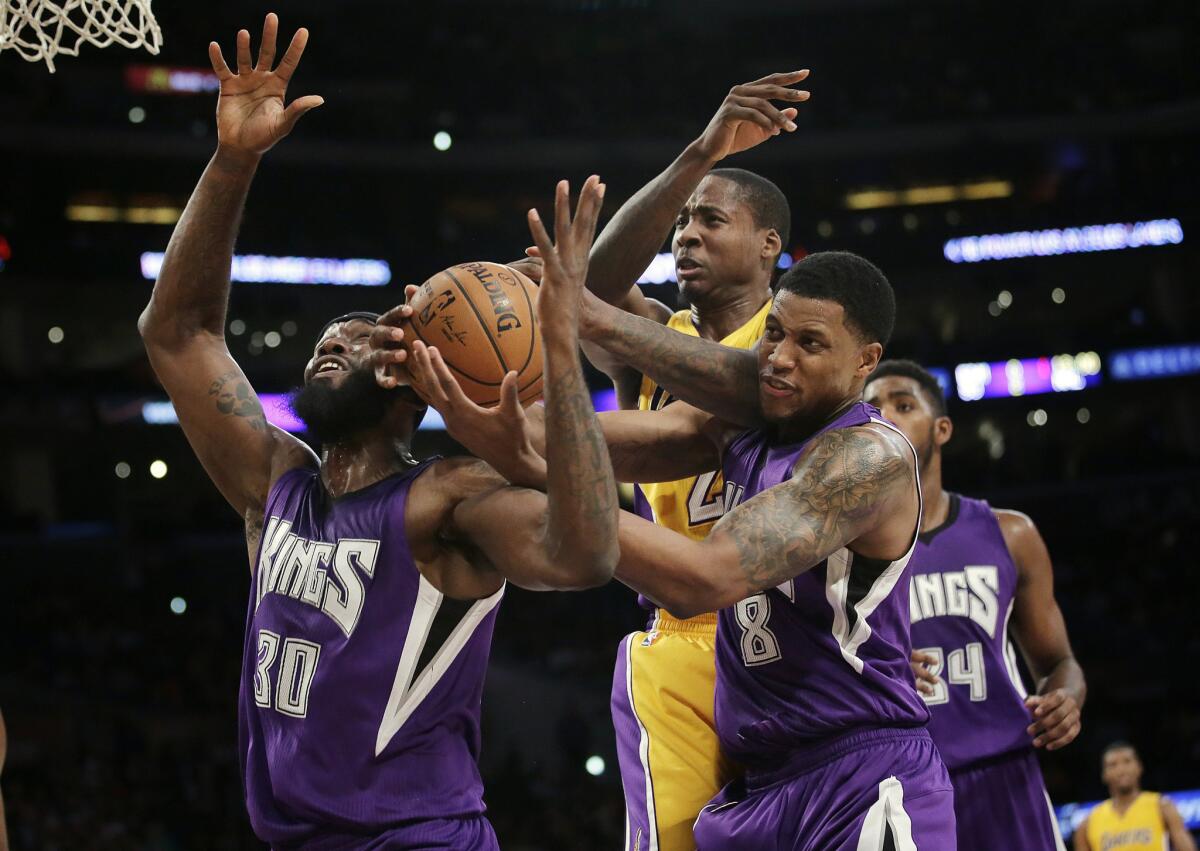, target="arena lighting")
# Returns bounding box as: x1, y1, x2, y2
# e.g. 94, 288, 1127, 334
124, 64, 220, 94
139, 252, 392, 286
637, 252, 793, 285
944, 218, 1183, 263
67, 203, 182, 224
845, 180, 1012, 211
1055, 788, 1200, 839
953, 352, 1101, 402
1108, 343, 1200, 381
